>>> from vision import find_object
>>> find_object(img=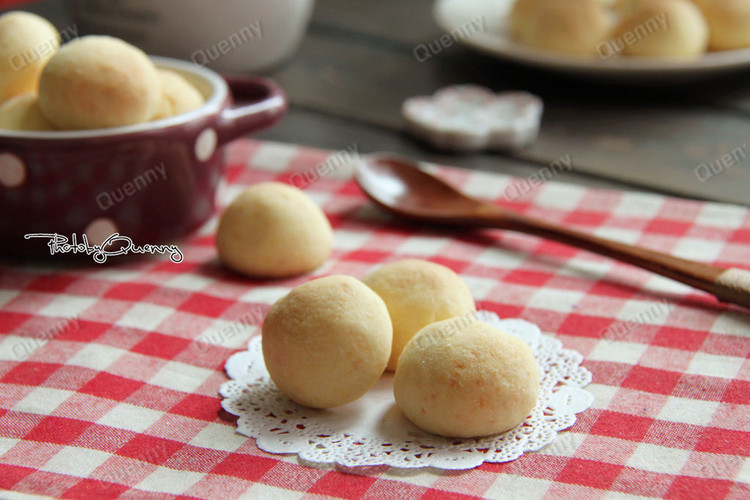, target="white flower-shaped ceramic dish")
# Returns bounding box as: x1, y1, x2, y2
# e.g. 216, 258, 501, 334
403, 85, 543, 152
